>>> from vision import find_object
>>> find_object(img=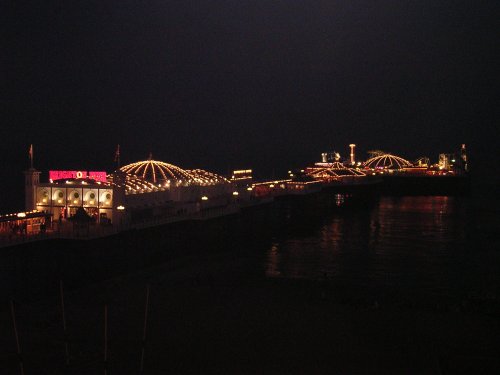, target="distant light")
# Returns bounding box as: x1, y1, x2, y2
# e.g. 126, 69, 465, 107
17, 212, 26, 218
232, 191, 239, 196
201, 196, 208, 201
247, 187, 253, 191
117, 205, 125, 210
269, 184, 275, 188
73, 200, 78, 204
